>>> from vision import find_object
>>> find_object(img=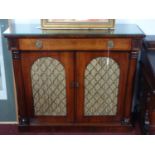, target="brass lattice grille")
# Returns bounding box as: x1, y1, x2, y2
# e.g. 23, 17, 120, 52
31, 57, 67, 116
84, 57, 120, 116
